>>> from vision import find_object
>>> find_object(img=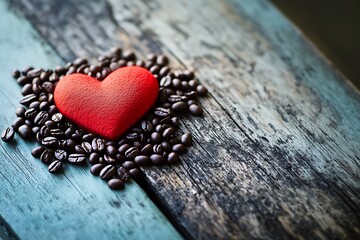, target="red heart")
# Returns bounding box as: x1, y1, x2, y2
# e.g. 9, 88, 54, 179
54, 66, 159, 140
